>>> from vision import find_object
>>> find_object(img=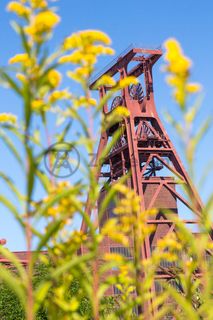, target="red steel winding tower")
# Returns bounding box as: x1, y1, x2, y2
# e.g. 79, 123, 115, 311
81, 45, 203, 314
